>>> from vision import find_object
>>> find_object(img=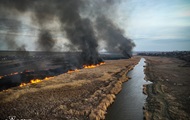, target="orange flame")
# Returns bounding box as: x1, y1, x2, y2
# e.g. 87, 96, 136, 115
83, 62, 105, 69
44, 76, 54, 80
2, 71, 23, 78
30, 79, 42, 84
99, 62, 106, 65
68, 69, 80, 74
20, 83, 27, 87
19, 62, 105, 87
19, 76, 54, 87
